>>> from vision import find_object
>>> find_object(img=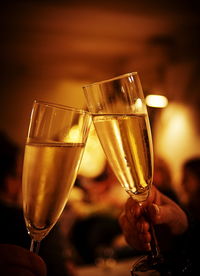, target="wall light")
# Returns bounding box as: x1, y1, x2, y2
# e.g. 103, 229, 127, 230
146, 94, 168, 108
